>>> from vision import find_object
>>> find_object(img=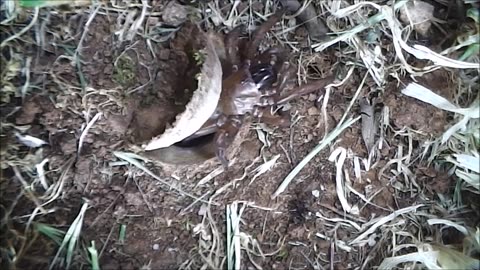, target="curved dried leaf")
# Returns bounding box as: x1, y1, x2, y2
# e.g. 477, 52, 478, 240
360, 97, 376, 153
144, 31, 222, 150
